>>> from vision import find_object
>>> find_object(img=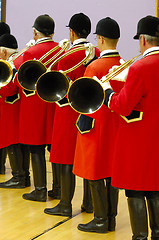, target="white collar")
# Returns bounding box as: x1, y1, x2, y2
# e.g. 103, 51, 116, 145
36, 37, 52, 44
143, 46, 159, 57
8, 52, 18, 61
100, 49, 118, 58
72, 38, 87, 46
